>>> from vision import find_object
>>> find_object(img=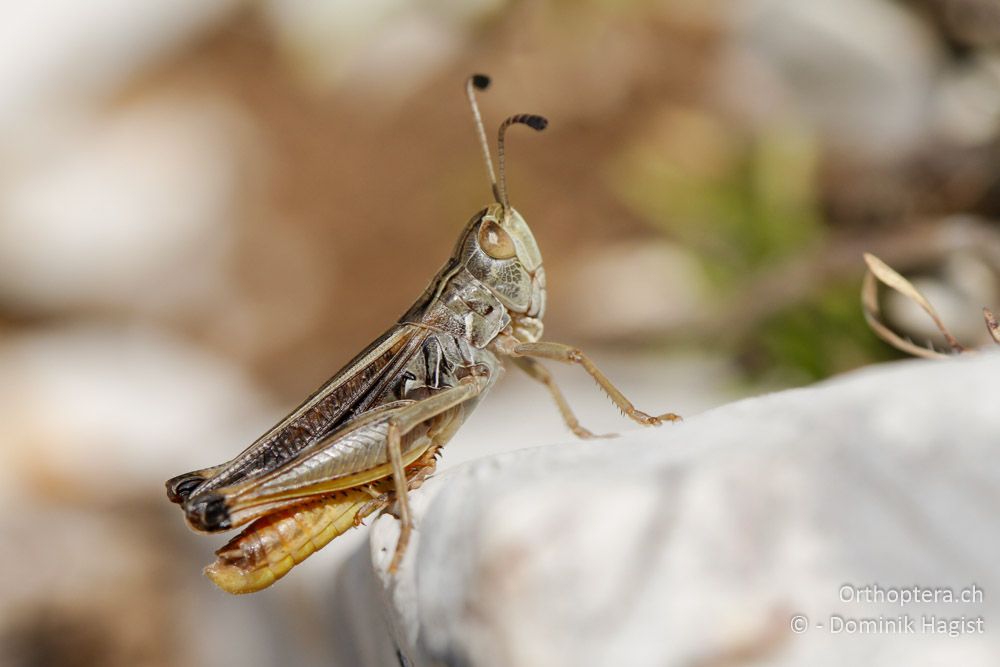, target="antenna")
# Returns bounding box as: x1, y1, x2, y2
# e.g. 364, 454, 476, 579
466, 74, 501, 203
497, 113, 548, 210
